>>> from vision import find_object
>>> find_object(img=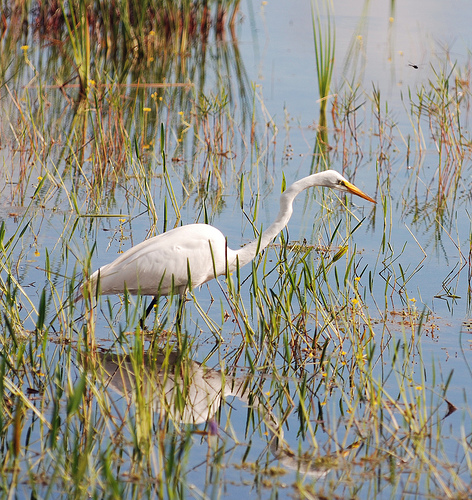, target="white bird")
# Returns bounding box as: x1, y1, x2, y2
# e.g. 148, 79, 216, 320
79, 170, 375, 319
